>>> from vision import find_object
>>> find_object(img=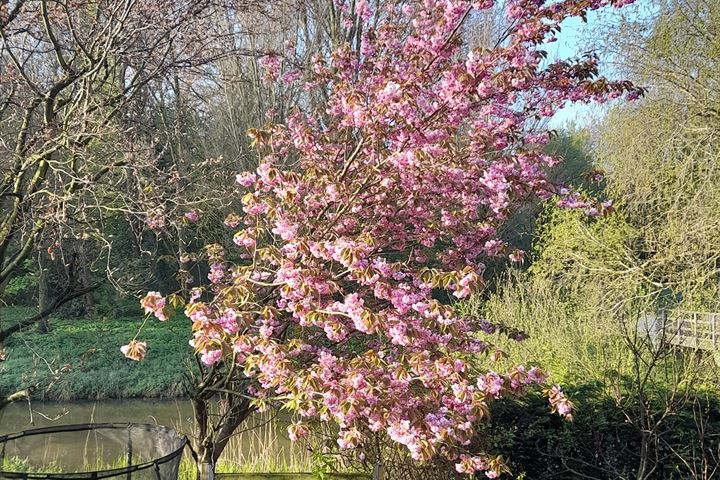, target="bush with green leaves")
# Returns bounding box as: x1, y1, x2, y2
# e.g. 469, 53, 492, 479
477, 382, 720, 479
